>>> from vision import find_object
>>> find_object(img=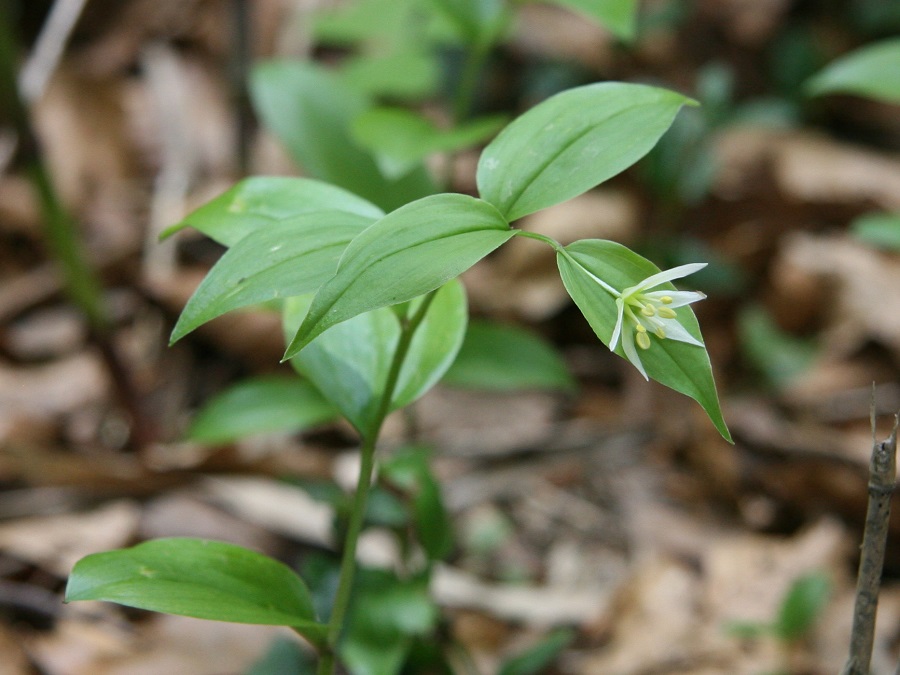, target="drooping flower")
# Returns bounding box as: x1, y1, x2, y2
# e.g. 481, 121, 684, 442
584, 263, 708, 379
